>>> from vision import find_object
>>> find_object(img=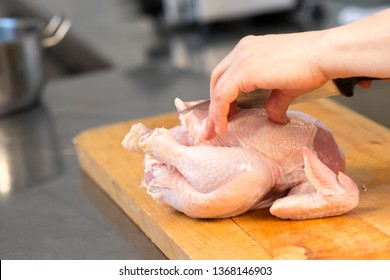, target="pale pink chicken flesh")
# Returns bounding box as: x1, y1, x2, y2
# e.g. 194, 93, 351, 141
122, 98, 359, 220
